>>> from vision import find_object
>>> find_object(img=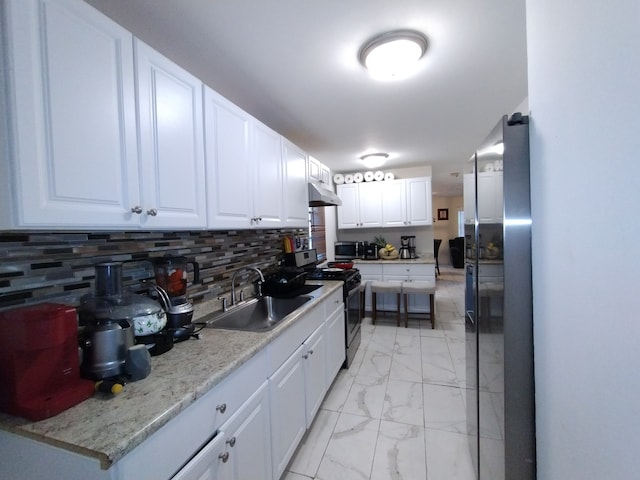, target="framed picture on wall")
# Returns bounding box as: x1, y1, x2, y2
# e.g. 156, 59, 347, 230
437, 208, 449, 221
